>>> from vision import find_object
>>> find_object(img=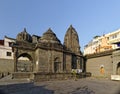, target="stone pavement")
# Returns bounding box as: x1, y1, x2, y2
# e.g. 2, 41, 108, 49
0, 77, 120, 94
